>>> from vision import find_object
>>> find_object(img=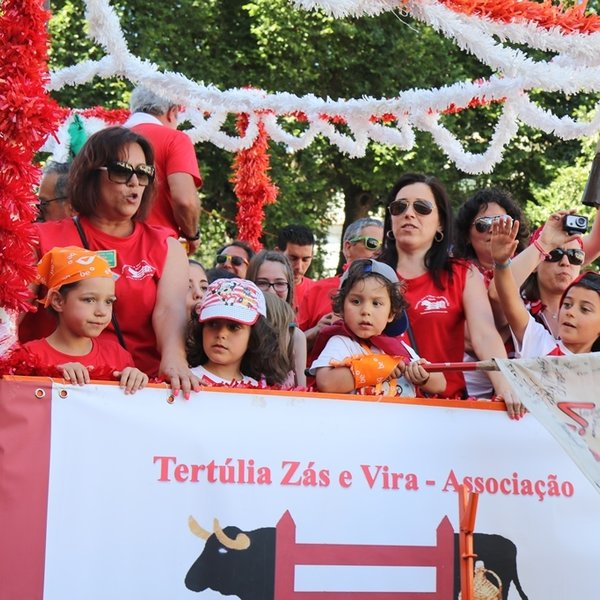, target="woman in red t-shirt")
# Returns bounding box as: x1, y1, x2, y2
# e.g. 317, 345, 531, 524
21, 127, 200, 398
378, 173, 522, 418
